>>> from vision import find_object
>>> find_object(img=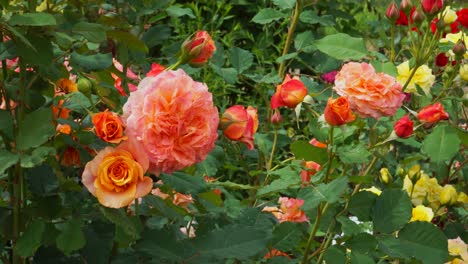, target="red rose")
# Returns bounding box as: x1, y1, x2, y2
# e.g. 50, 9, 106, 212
394, 115, 414, 138
456, 8, 468, 28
